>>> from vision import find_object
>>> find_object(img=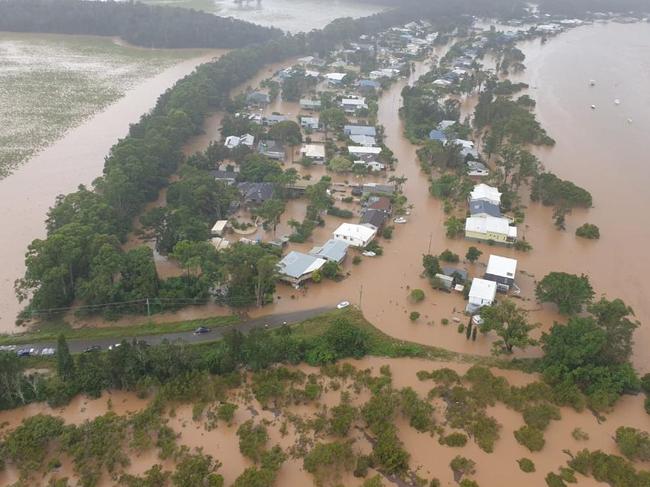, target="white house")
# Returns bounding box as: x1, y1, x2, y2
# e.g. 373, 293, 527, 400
300, 98, 322, 111
210, 237, 230, 251
470, 184, 501, 206
300, 144, 326, 163
325, 72, 347, 85
300, 116, 319, 130
468, 278, 497, 309
333, 223, 377, 248
348, 146, 382, 157
465, 216, 517, 244
340, 98, 368, 113
484, 255, 518, 291
224, 134, 255, 149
